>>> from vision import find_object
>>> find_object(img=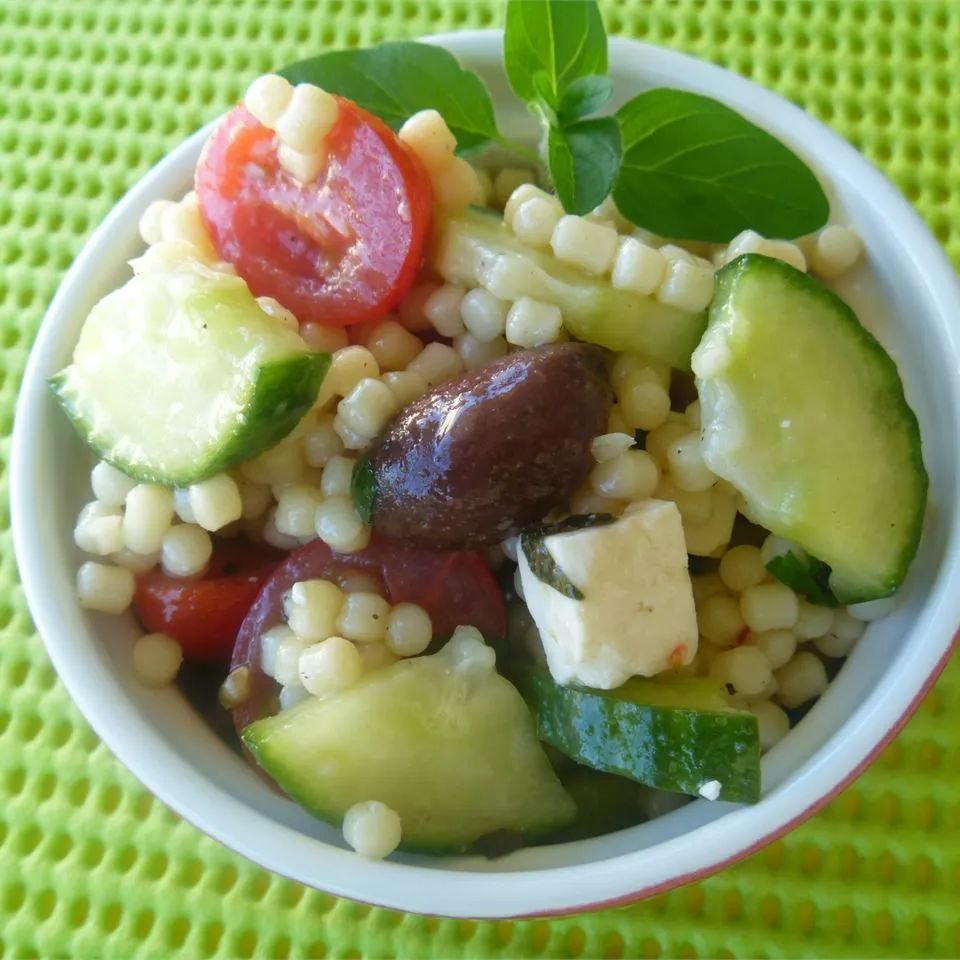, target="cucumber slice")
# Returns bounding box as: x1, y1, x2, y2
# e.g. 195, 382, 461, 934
51, 260, 329, 486
242, 633, 575, 852
519, 670, 761, 803
549, 769, 653, 842
432, 208, 707, 371
694, 254, 927, 603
